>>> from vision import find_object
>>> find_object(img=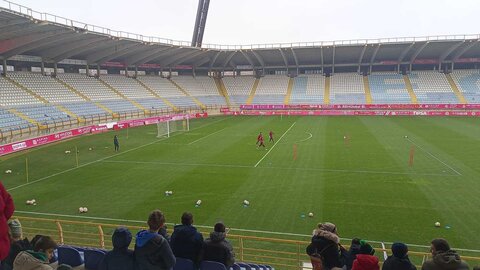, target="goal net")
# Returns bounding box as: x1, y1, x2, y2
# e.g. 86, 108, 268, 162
157, 118, 189, 138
